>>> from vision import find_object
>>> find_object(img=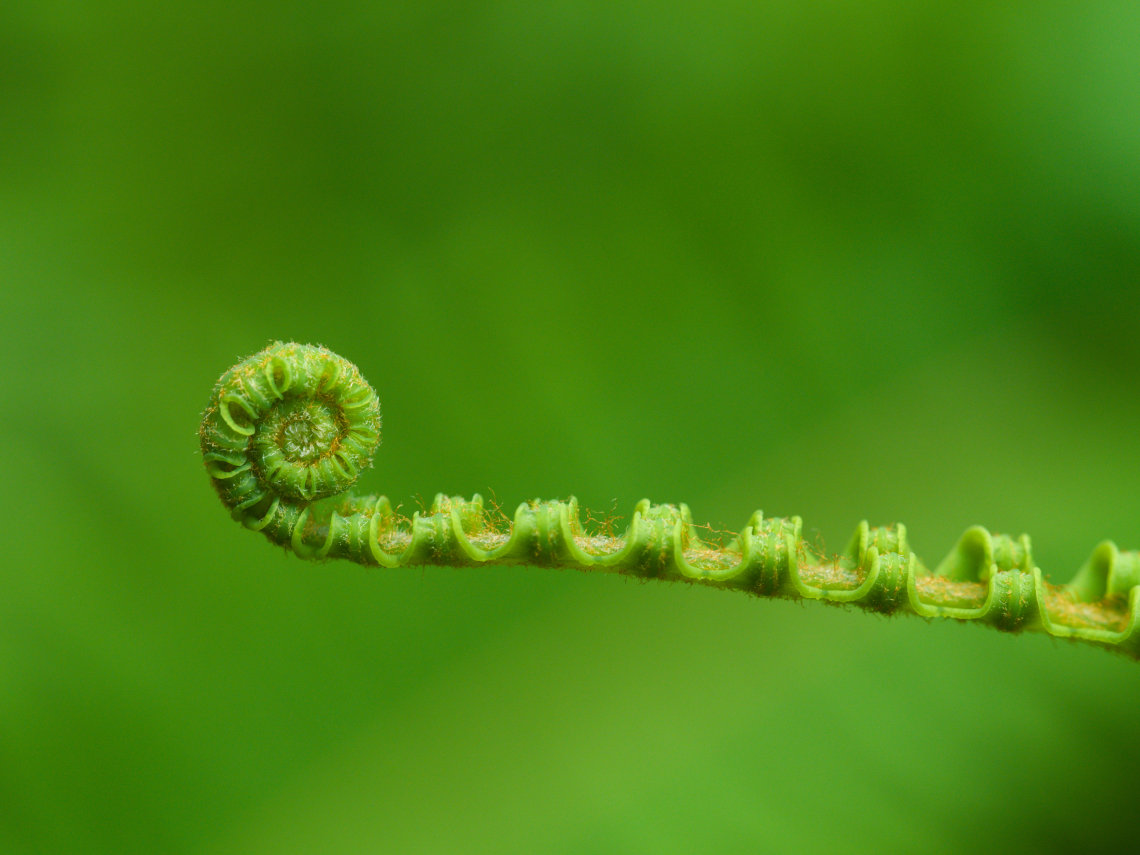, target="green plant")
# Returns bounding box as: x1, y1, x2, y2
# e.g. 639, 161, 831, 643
200, 341, 1140, 659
